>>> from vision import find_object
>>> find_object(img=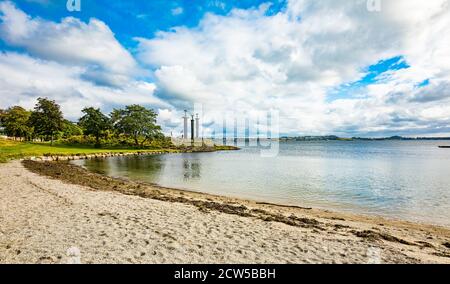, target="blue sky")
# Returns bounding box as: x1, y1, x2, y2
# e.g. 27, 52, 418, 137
12, 0, 286, 48
1, 0, 449, 137
327, 56, 412, 102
